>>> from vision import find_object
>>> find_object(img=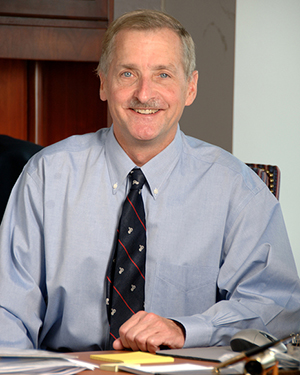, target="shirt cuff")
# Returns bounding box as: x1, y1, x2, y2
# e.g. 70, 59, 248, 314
170, 315, 213, 348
